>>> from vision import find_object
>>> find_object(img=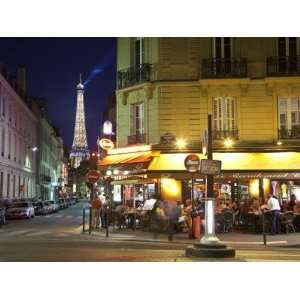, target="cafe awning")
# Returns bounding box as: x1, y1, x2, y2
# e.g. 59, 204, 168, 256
148, 151, 300, 172
100, 150, 300, 175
